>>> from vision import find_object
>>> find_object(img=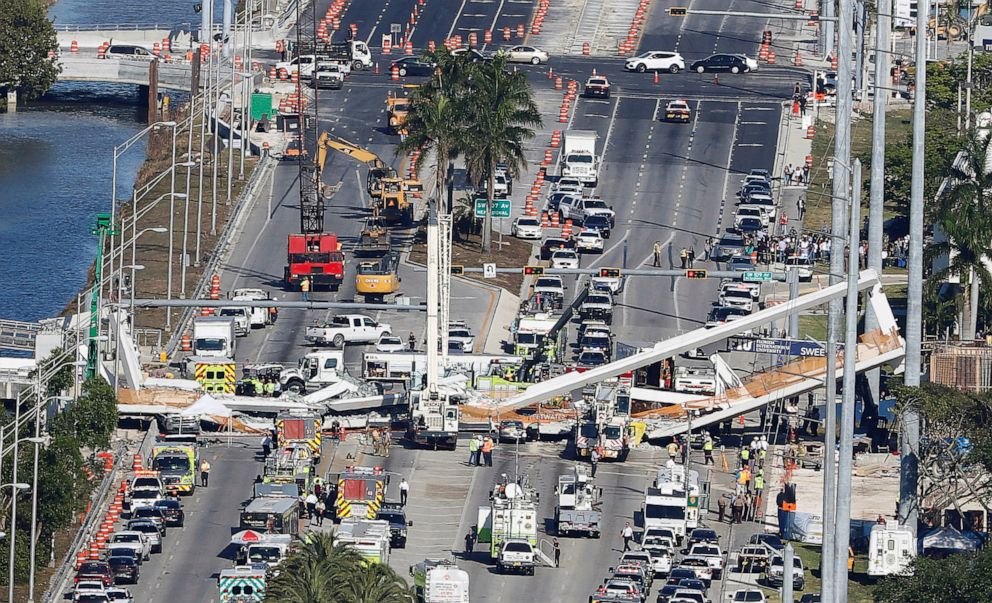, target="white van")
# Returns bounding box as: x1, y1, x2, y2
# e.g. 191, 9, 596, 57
784, 256, 814, 282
